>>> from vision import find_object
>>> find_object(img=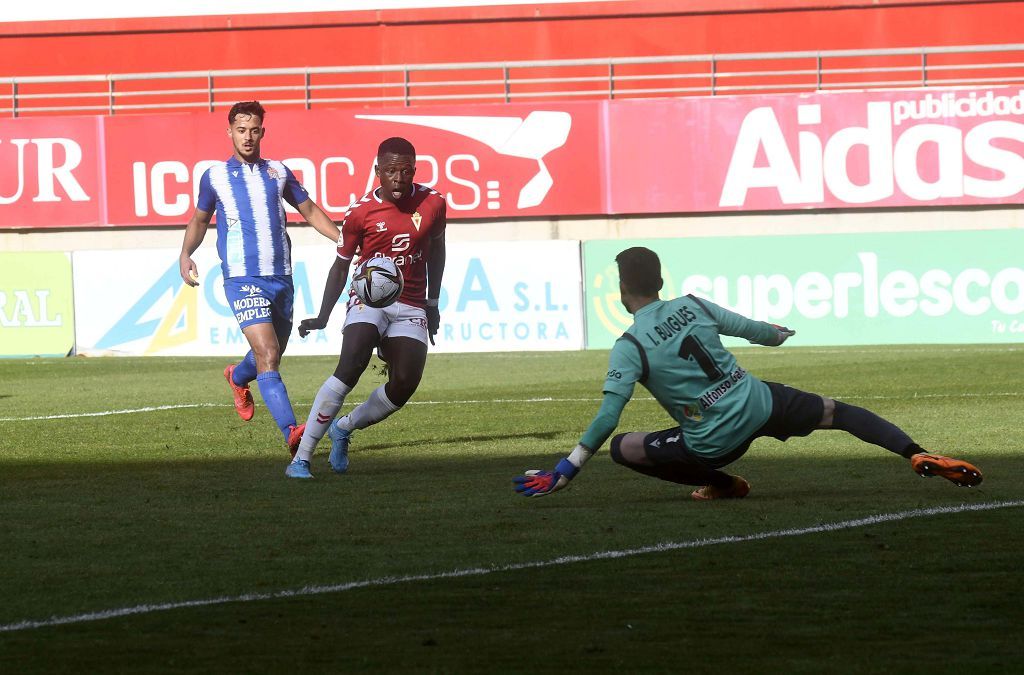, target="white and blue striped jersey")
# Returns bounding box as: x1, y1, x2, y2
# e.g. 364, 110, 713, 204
197, 157, 310, 279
